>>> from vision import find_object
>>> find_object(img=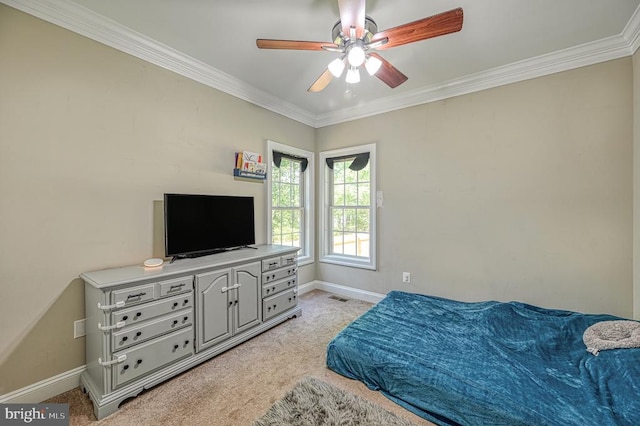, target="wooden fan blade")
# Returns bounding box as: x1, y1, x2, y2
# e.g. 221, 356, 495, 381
256, 39, 337, 51
369, 52, 408, 88
308, 68, 334, 92
338, 0, 366, 38
371, 7, 463, 50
